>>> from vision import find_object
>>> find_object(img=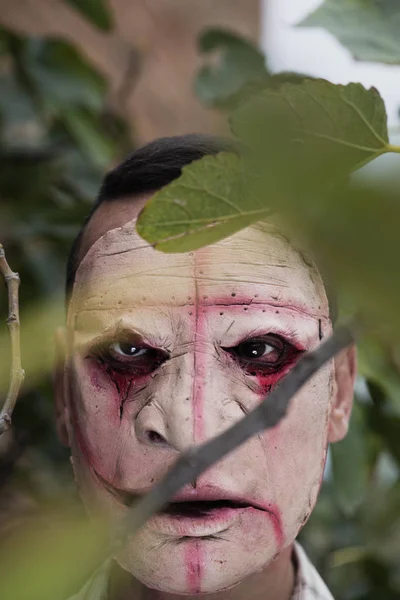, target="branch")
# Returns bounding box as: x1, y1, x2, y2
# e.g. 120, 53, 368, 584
116, 324, 355, 543
0, 244, 25, 434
